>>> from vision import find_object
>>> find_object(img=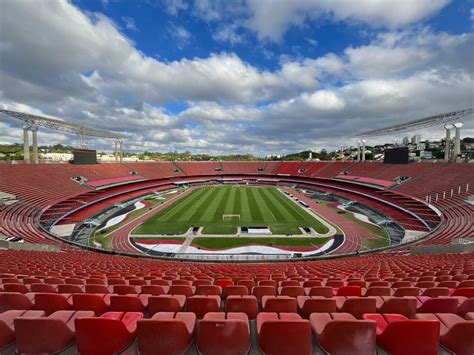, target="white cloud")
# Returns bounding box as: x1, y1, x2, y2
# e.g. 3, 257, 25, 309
213, 24, 244, 45
245, 0, 450, 41
122, 16, 138, 32
164, 0, 189, 15
0, 0, 472, 156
